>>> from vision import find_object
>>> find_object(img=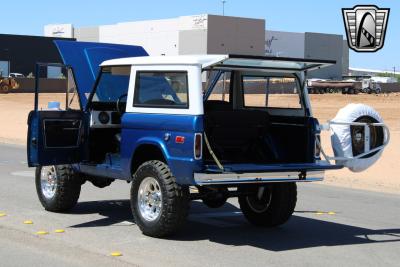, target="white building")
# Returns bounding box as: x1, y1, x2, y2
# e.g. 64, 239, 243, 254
44, 24, 74, 38
45, 14, 265, 57
44, 14, 348, 79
